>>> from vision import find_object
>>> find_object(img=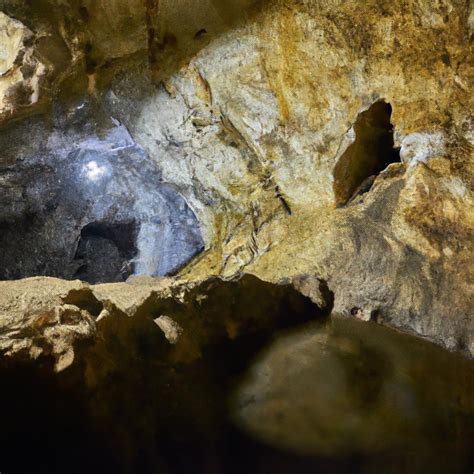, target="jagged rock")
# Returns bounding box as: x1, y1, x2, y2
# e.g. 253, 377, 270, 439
0, 278, 96, 371
0, 273, 320, 375
0, 0, 472, 359
0, 275, 191, 370
154, 315, 184, 344
0, 12, 46, 119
